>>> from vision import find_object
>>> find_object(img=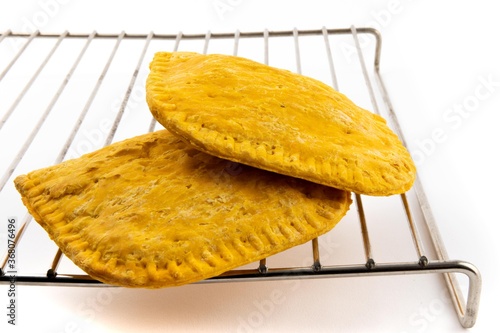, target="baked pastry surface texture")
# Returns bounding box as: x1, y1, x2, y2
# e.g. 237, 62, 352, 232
14, 130, 351, 288
146, 52, 416, 196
